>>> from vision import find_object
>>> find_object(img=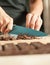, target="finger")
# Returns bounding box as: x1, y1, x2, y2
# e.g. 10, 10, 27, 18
35, 17, 42, 31
0, 20, 3, 26
1, 24, 8, 33
26, 13, 33, 28
0, 20, 3, 32
4, 19, 13, 33
30, 15, 38, 29
0, 17, 3, 27
0, 19, 8, 32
